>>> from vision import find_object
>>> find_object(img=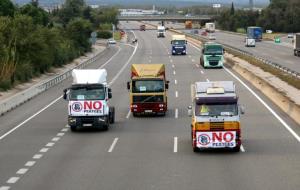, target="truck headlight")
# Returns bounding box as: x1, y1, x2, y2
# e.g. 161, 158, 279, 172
172, 50, 175, 53
131, 104, 138, 108
69, 117, 76, 123
159, 104, 164, 108
183, 50, 186, 52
